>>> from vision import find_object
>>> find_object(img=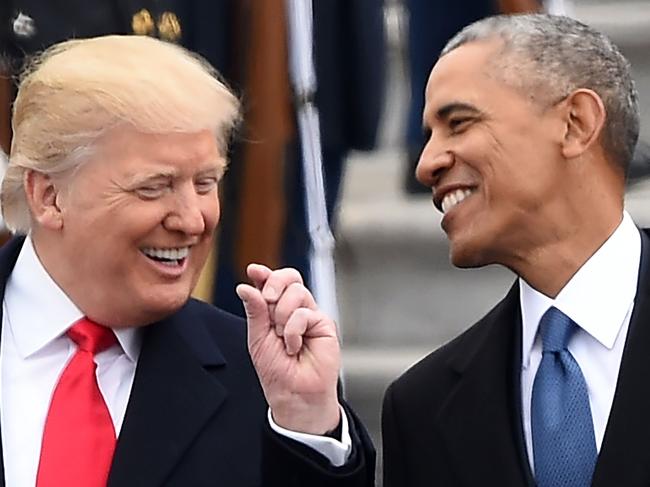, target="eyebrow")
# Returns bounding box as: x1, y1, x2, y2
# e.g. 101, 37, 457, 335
125, 161, 224, 184
437, 102, 481, 119
126, 171, 177, 186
